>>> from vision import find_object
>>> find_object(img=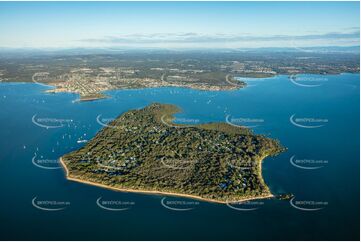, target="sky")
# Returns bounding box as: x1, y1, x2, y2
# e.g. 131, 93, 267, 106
0, 1, 359, 49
